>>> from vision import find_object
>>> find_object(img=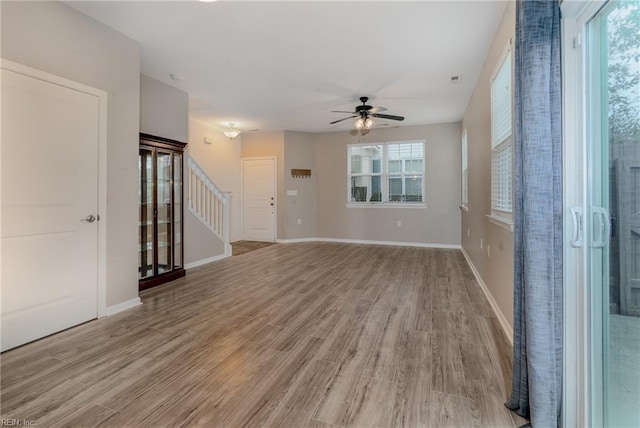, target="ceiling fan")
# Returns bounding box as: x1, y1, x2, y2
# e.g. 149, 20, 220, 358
330, 96, 404, 135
